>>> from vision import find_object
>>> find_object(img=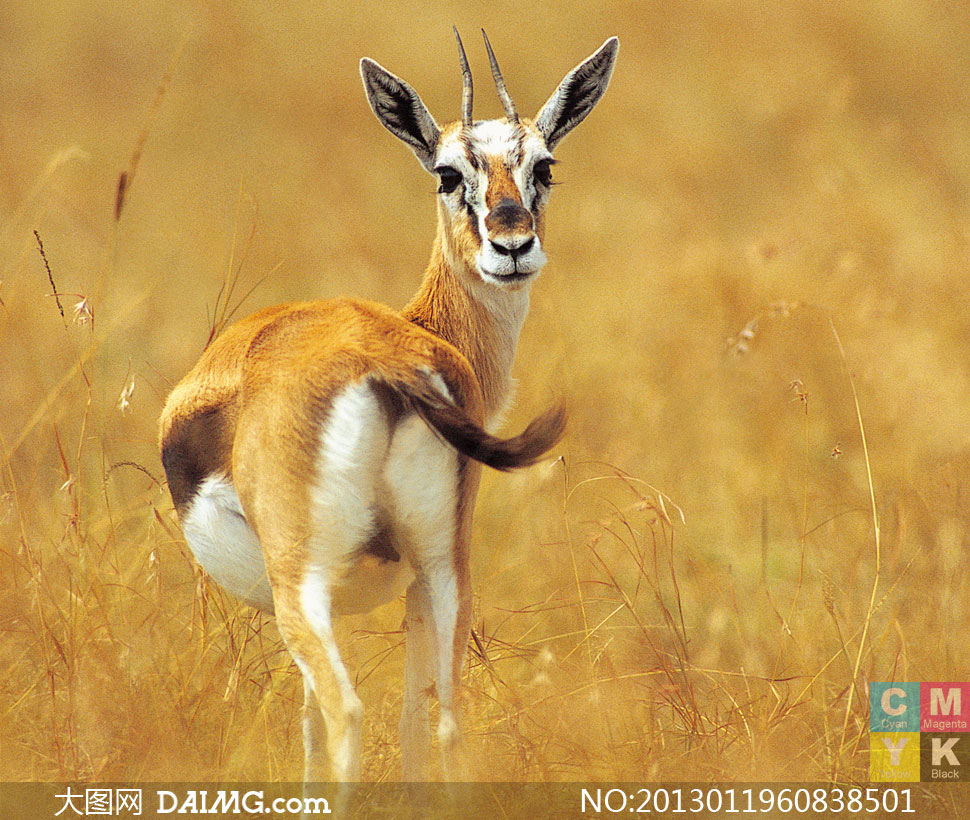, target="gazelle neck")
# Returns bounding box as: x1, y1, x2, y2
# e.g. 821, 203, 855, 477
402, 236, 531, 424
